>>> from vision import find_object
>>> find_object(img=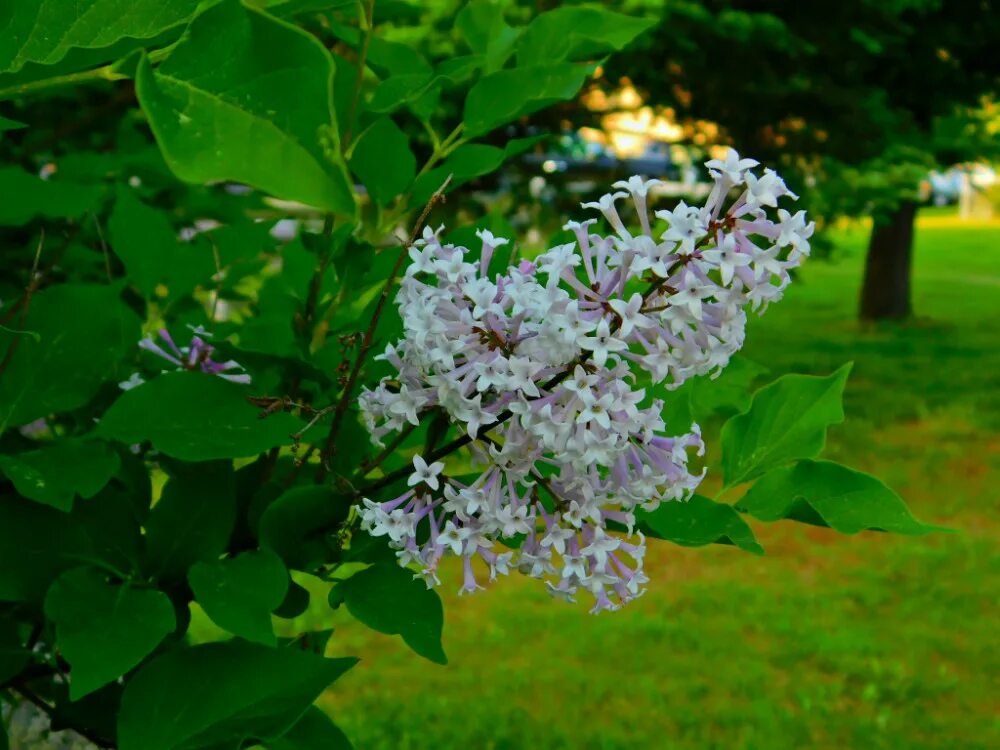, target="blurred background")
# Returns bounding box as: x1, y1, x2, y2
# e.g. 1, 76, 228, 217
277, 1, 997, 748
